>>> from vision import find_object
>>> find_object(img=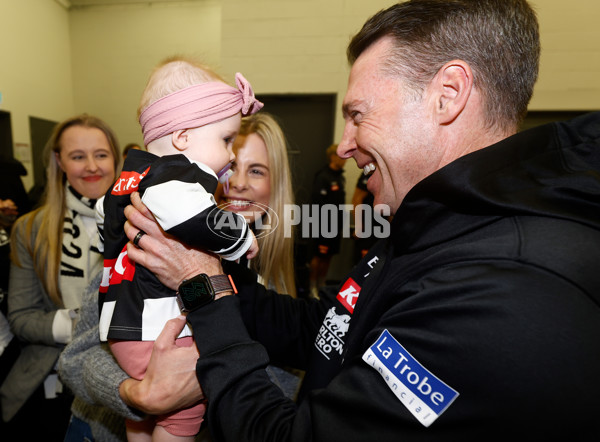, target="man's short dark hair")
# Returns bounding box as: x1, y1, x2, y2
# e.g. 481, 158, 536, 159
347, 0, 540, 132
